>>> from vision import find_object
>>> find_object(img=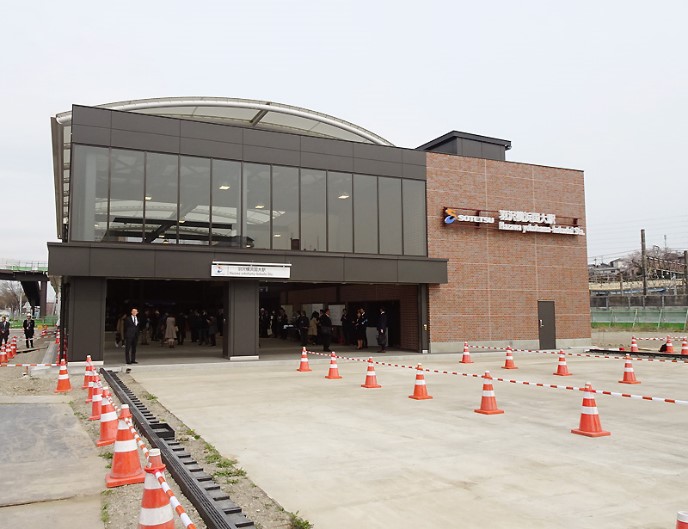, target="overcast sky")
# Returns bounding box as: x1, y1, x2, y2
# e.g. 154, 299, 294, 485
1, 0, 686, 265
